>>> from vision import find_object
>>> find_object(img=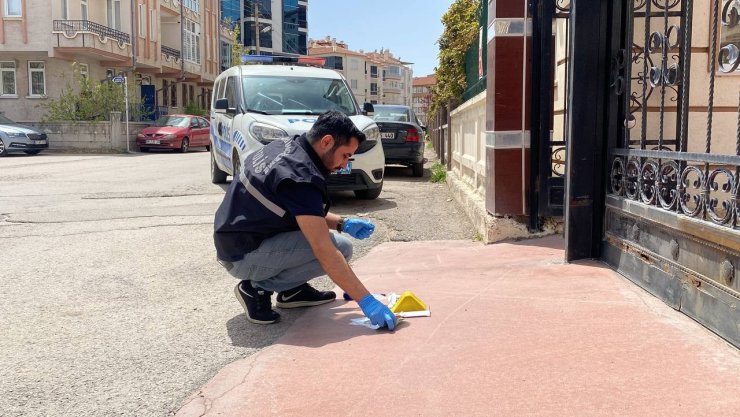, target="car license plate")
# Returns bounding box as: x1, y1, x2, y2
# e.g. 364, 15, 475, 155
145, 140, 160, 144
33, 140, 45, 145
380, 132, 395, 140
334, 161, 352, 175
